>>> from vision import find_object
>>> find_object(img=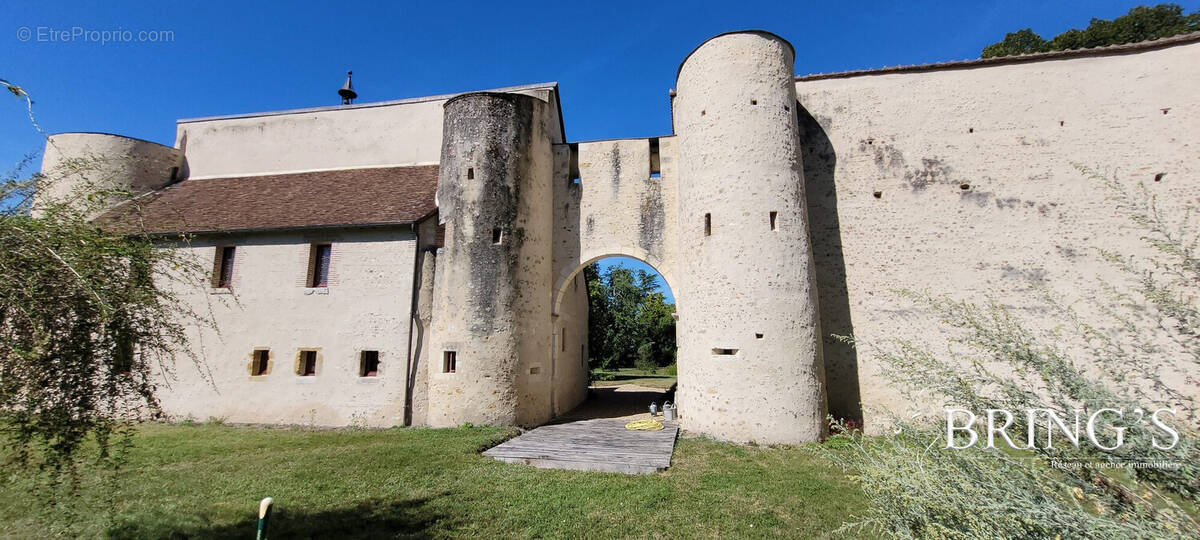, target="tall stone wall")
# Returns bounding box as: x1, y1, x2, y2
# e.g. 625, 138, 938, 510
673, 32, 827, 444
550, 137, 681, 310
796, 40, 1200, 429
